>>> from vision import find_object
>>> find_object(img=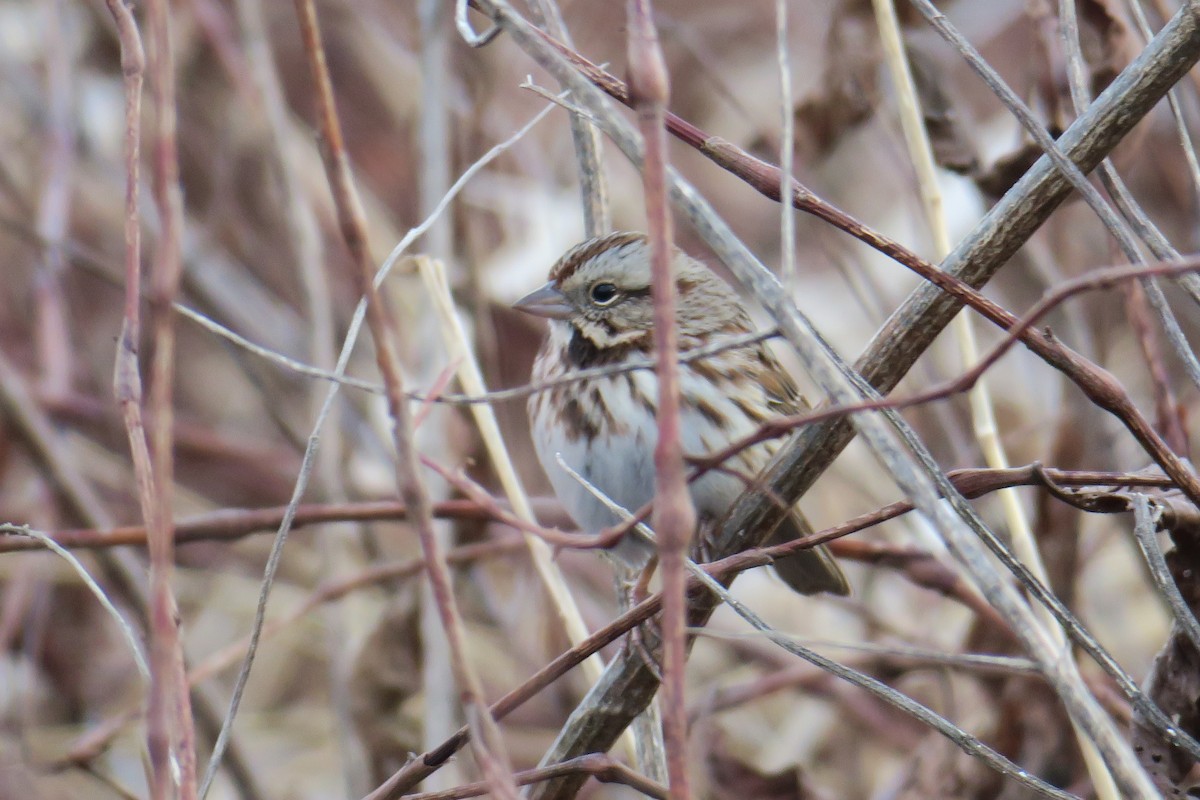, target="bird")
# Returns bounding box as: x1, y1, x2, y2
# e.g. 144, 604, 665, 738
515, 231, 848, 596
